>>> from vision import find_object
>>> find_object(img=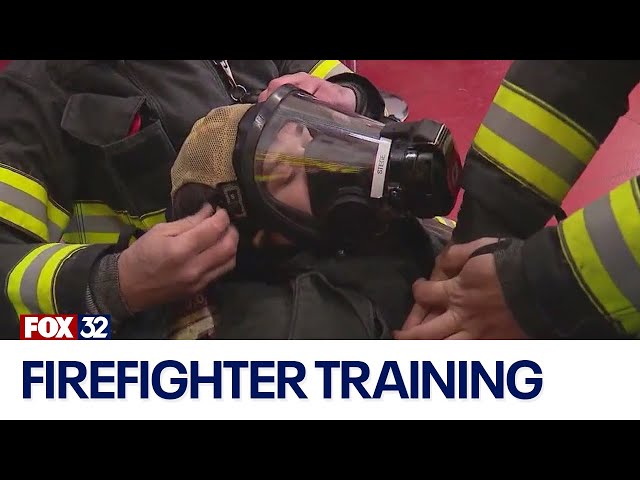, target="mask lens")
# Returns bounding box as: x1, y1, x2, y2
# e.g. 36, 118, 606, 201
253, 91, 387, 221
255, 120, 315, 215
